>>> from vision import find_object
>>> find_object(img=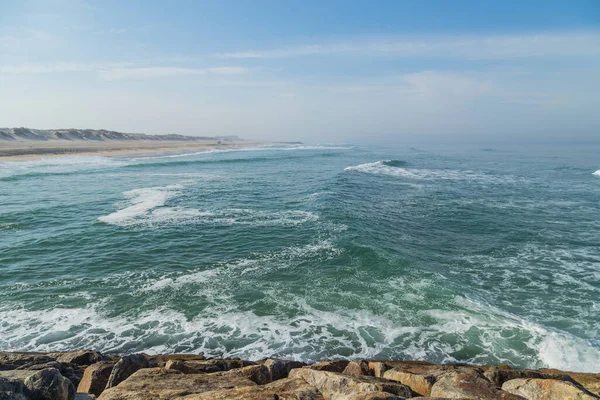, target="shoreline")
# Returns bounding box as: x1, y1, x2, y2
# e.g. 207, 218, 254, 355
0, 140, 267, 162
1, 351, 599, 399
